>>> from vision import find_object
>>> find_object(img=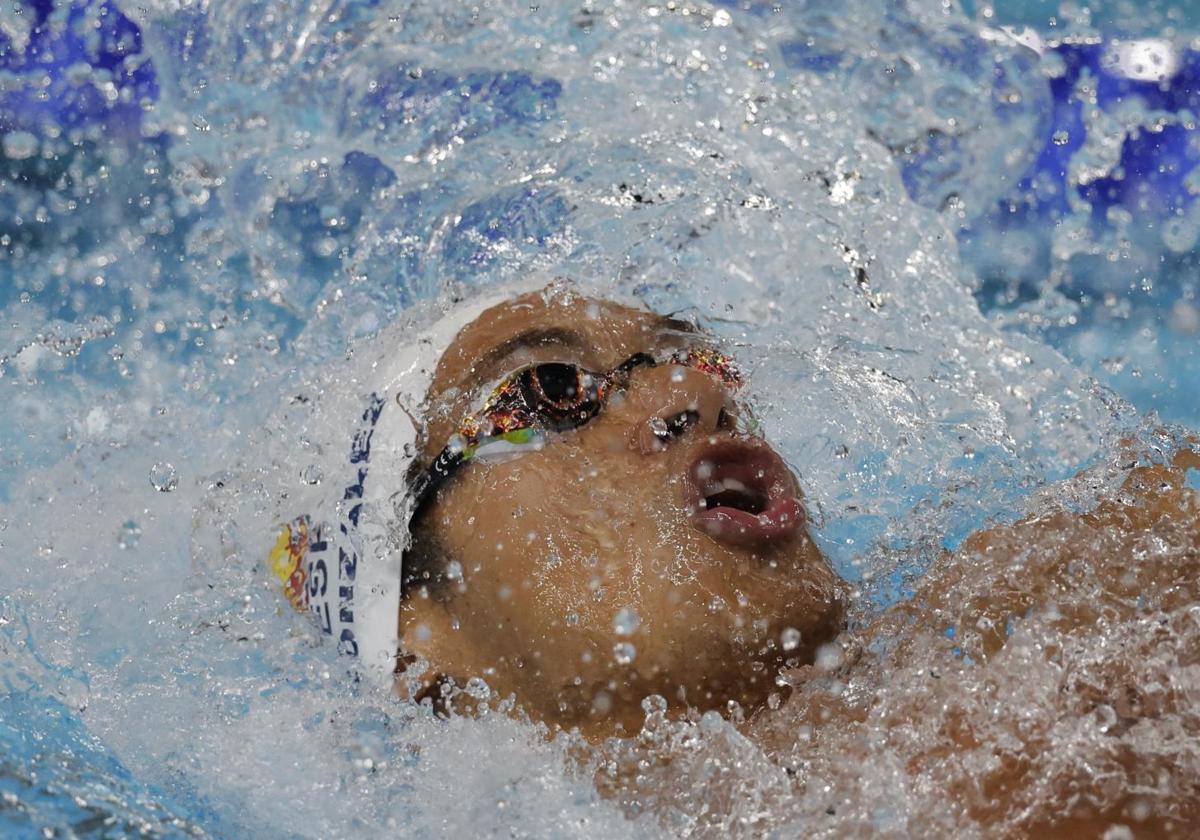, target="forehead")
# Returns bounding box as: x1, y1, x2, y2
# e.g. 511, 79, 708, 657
427, 290, 689, 402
